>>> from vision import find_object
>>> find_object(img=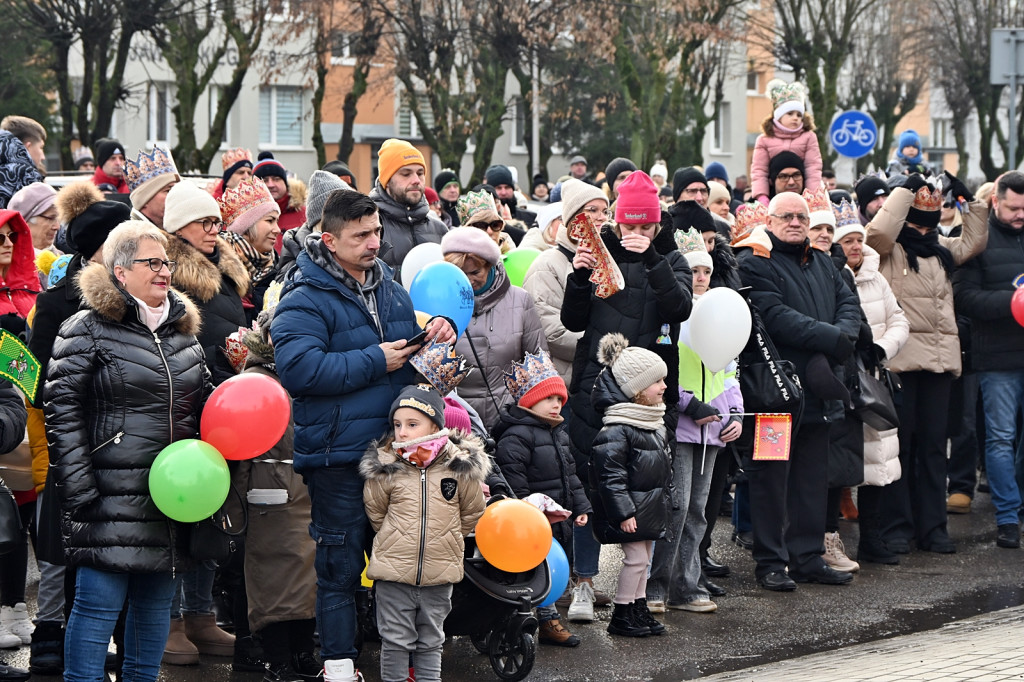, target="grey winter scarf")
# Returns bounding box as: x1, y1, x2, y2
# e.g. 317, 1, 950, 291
602, 402, 666, 431
310, 238, 385, 338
